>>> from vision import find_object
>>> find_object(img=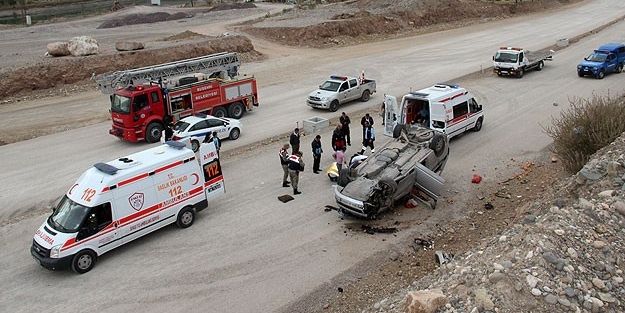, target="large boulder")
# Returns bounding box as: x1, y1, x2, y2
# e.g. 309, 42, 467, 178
68, 36, 99, 56
46, 42, 70, 57
115, 41, 144, 51
403, 289, 447, 313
